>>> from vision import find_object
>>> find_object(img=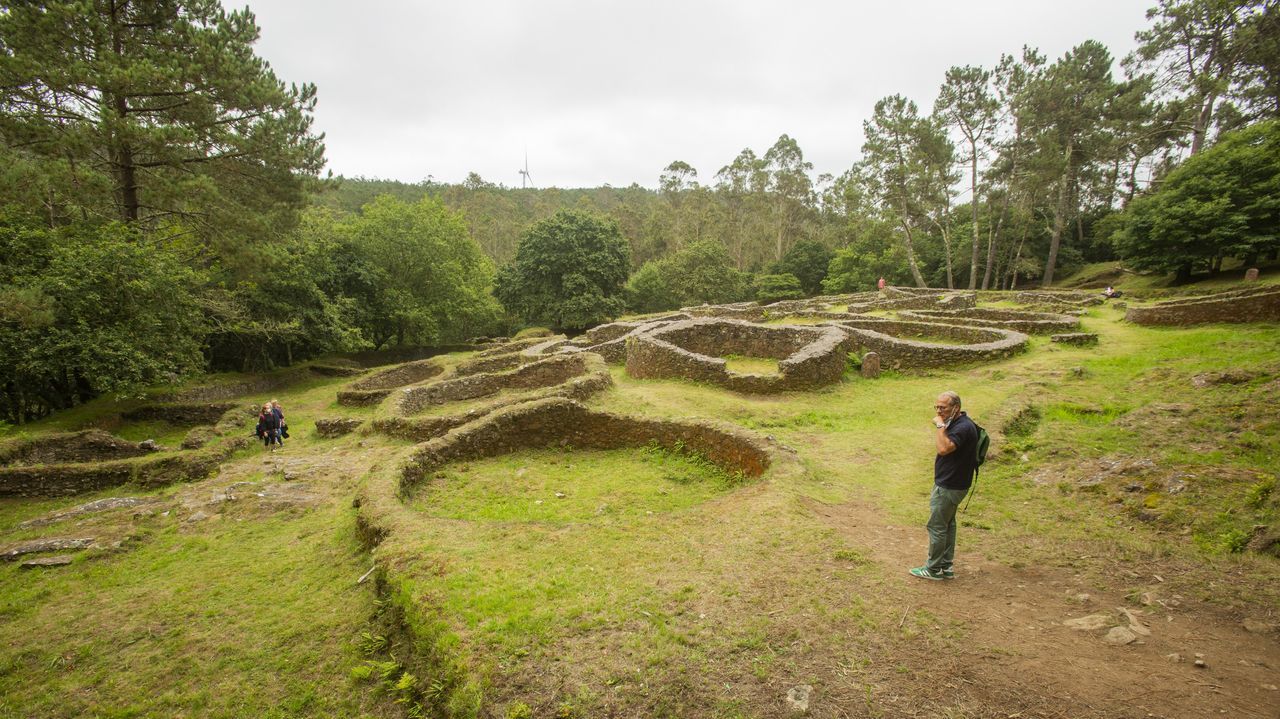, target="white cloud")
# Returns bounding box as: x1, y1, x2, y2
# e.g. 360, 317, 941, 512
241, 0, 1155, 187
